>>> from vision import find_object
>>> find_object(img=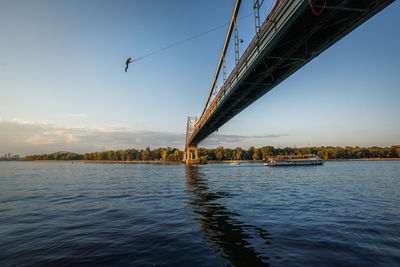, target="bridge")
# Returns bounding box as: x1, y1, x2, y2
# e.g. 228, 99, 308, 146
184, 0, 394, 164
